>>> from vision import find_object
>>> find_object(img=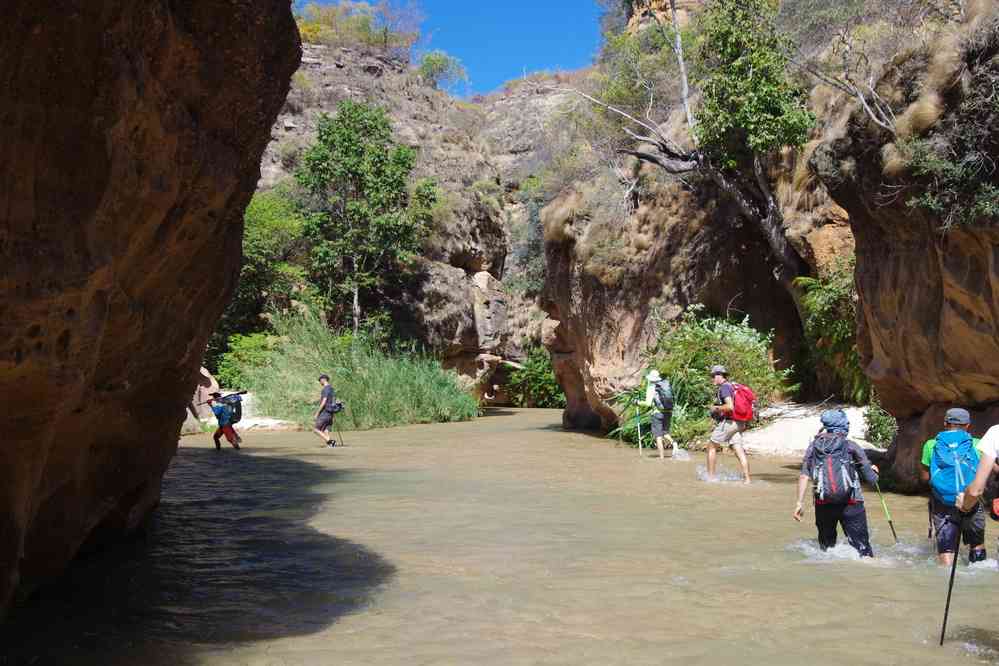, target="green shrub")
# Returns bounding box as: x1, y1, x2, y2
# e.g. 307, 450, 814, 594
295, 1, 420, 60
610, 305, 792, 447
904, 138, 999, 229
418, 50, 468, 91
864, 392, 897, 449
217, 333, 276, 389
794, 255, 869, 403
234, 308, 479, 429
508, 347, 566, 408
